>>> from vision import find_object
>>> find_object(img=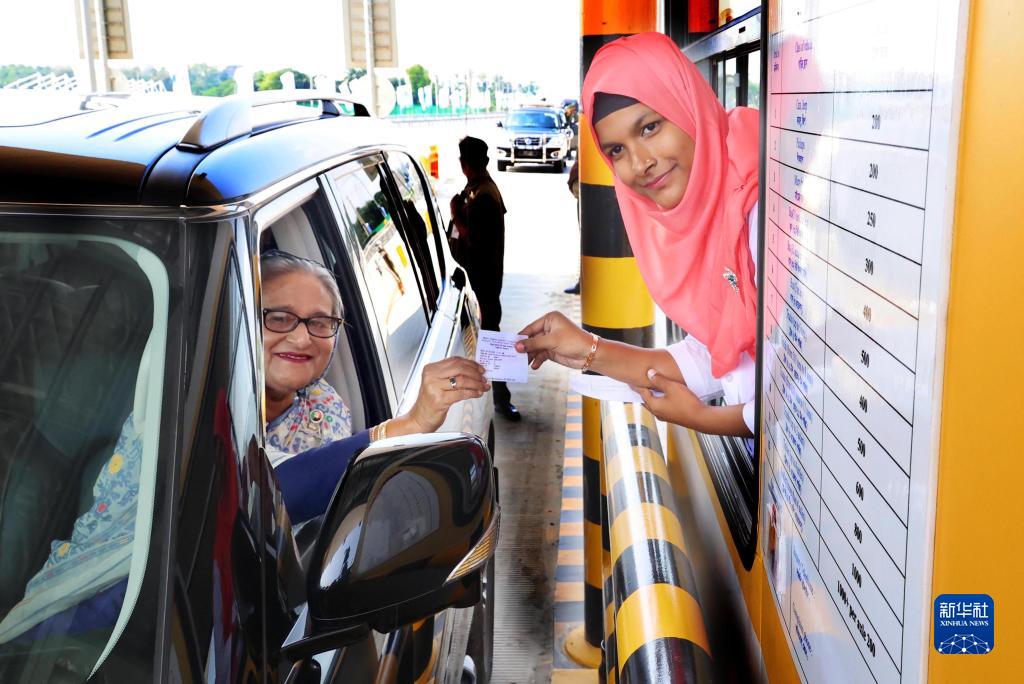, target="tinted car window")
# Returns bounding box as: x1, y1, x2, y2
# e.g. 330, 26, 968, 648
331, 163, 429, 392
385, 151, 444, 306
0, 228, 168, 681
507, 110, 560, 128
